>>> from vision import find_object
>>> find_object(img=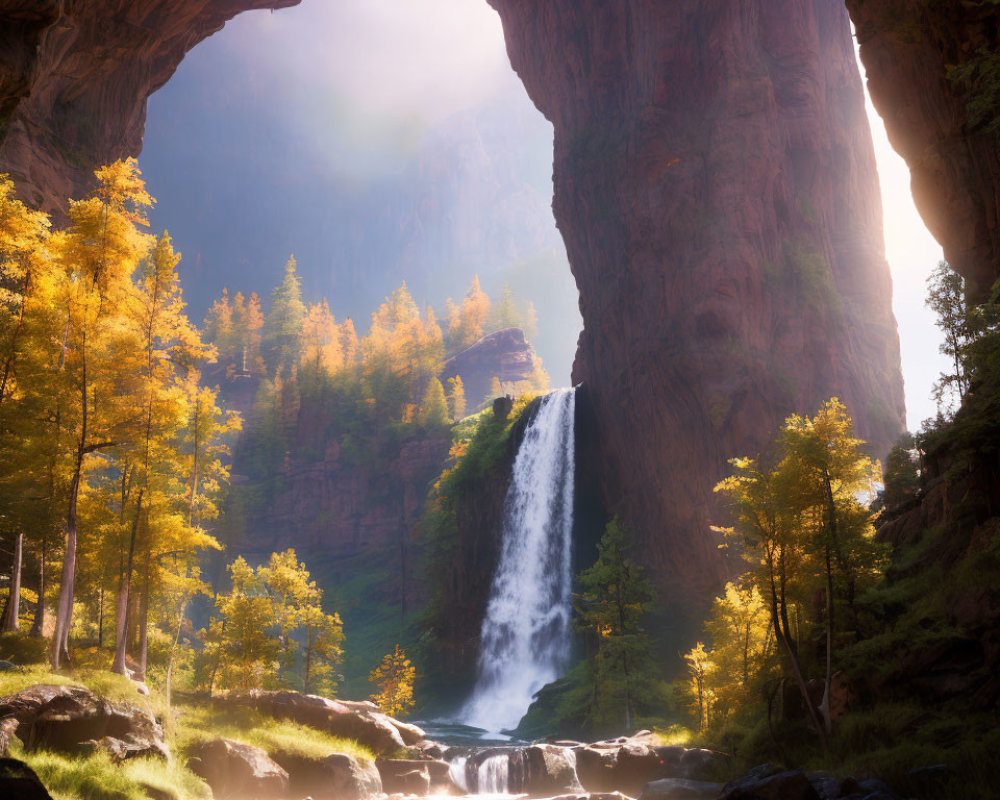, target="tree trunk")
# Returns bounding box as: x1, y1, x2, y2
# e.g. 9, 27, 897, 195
135, 561, 150, 683
165, 595, 189, 712
304, 627, 313, 695
819, 546, 835, 735
50, 453, 82, 669
29, 531, 45, 637
111, 490, 142, 675
2, 533, 23, 632
767, 555, 826, 745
